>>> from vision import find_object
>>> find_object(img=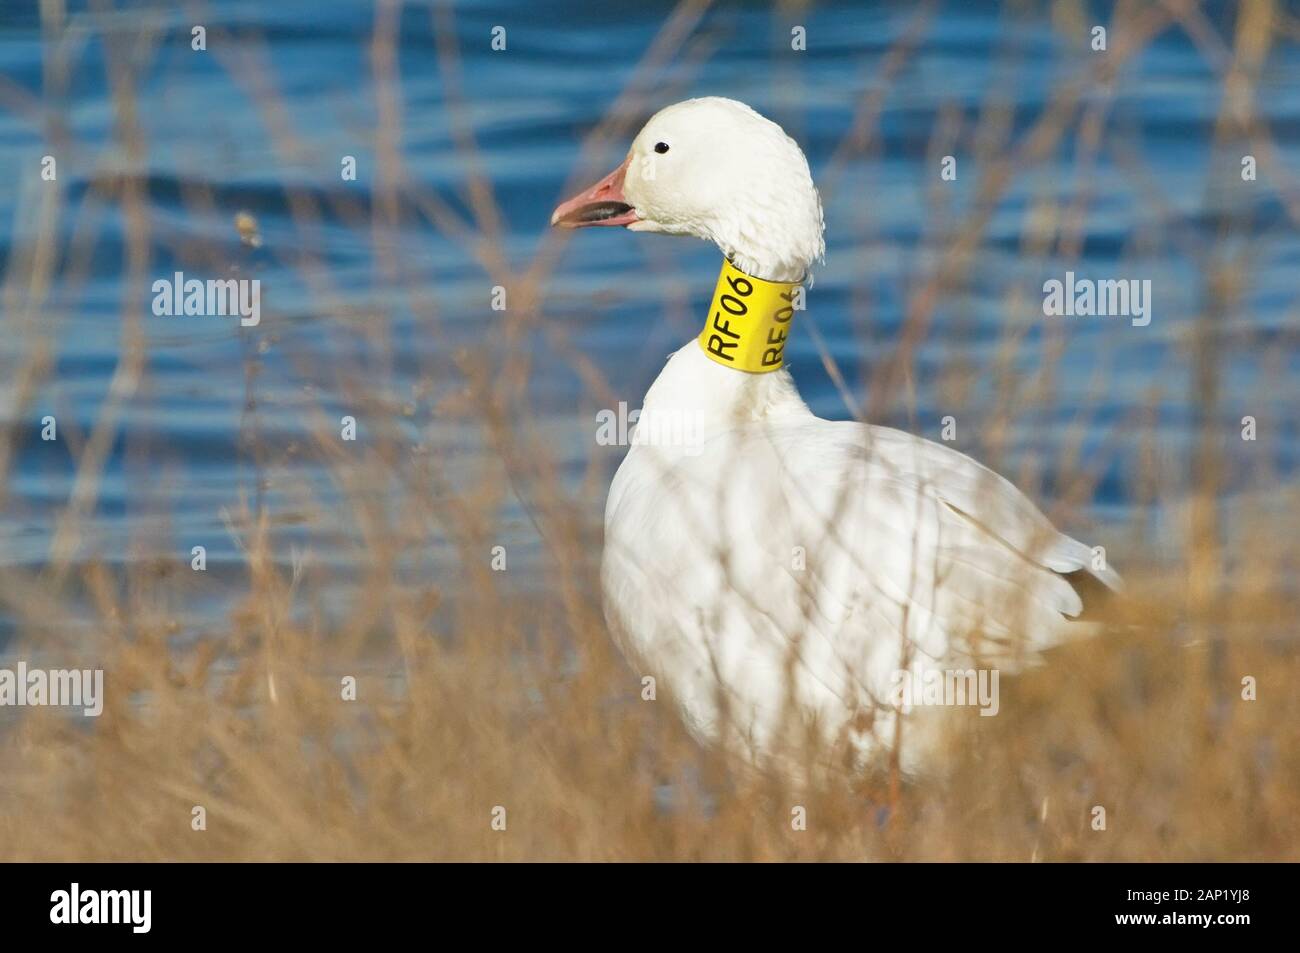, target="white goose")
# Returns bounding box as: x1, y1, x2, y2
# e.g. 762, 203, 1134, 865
553, 98, 1121, 778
